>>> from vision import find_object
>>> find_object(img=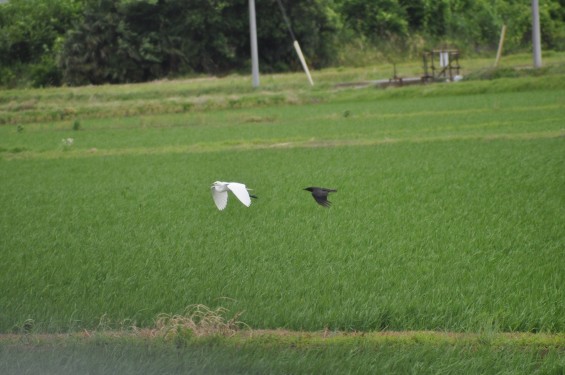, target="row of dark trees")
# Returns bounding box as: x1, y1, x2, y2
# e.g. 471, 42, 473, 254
1, 0, 564, 87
